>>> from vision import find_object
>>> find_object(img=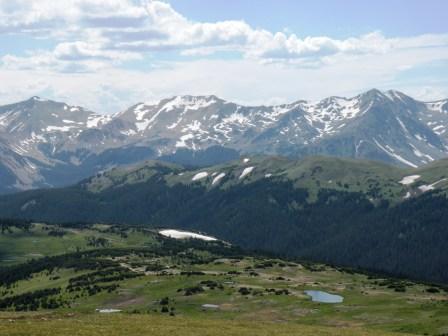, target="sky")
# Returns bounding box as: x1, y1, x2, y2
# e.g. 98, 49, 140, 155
0, 0, 447, 114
